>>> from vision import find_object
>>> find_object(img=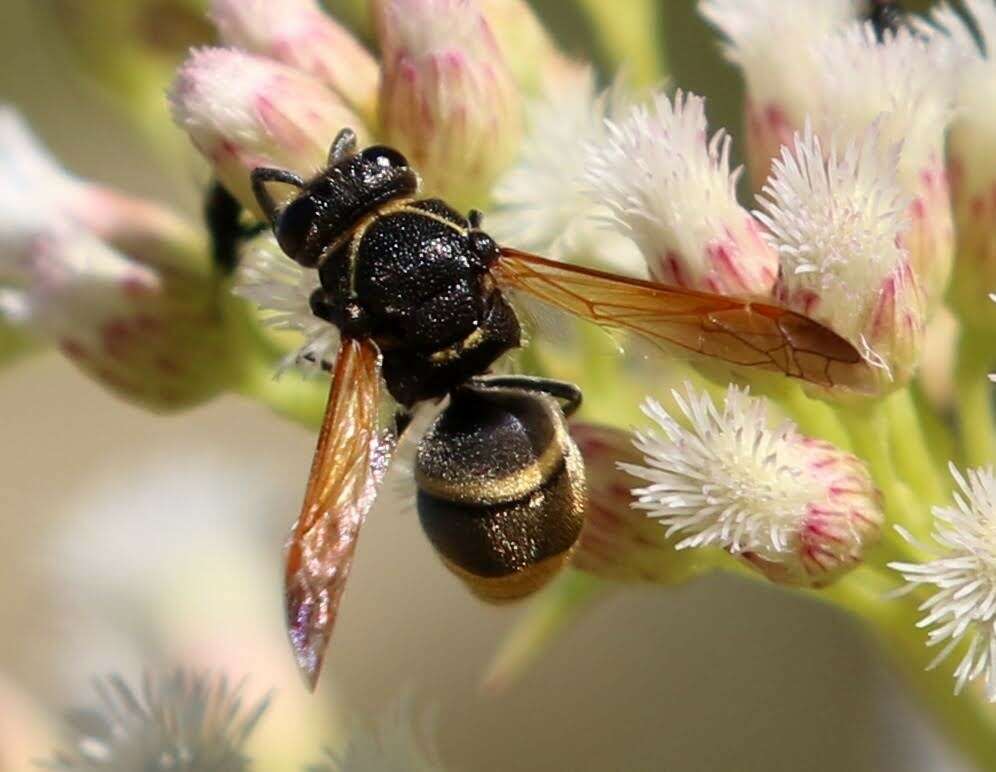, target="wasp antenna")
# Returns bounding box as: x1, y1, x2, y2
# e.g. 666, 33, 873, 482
328, 127, 358, 166
250, 167, 305, 227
